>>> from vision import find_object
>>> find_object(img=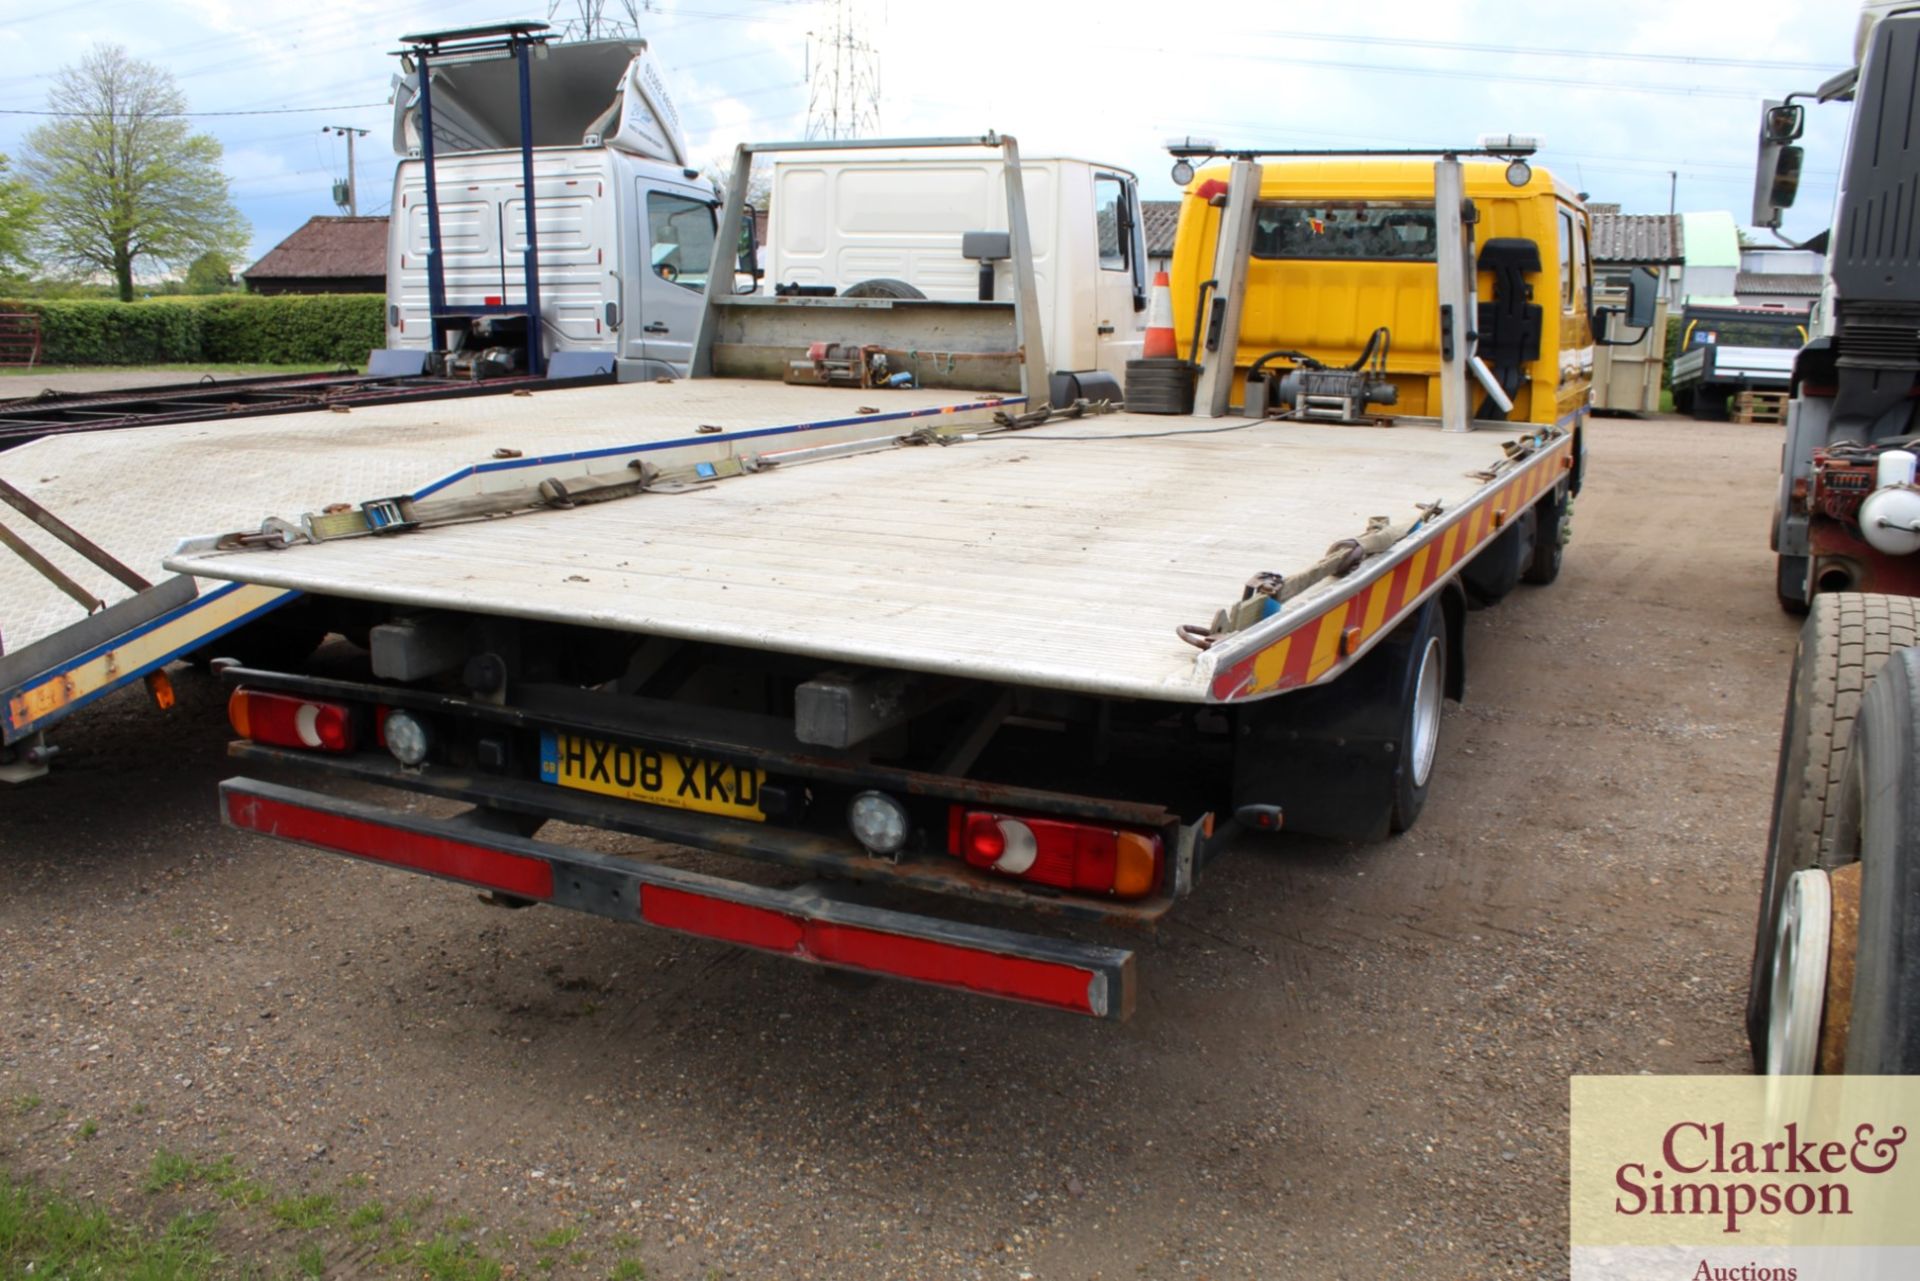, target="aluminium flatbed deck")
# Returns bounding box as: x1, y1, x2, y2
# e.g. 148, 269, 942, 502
167, 407, 1575, 705
1, 381, 1012, 748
